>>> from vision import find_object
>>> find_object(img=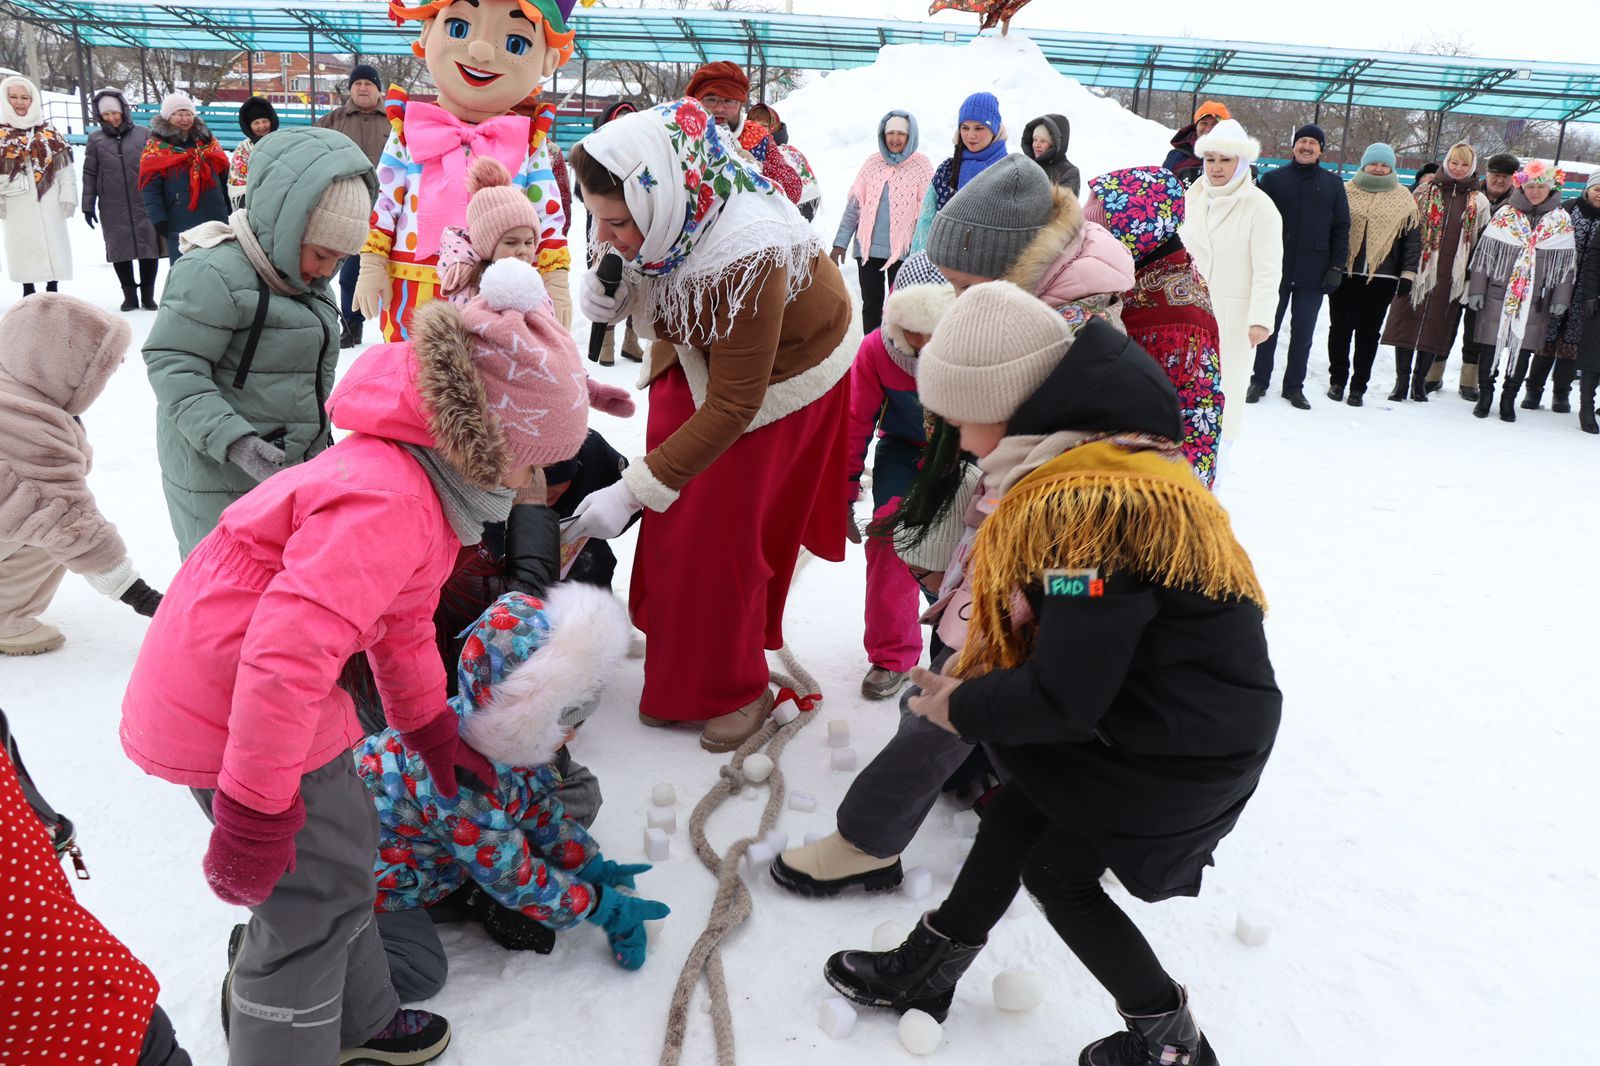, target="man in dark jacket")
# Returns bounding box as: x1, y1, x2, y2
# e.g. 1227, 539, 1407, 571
1250, 123, 1351, 408
316, 64, 389, 349
1162, 100, 1229, 187
84, 88, 162, 310
1450, 152, 1521, 398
